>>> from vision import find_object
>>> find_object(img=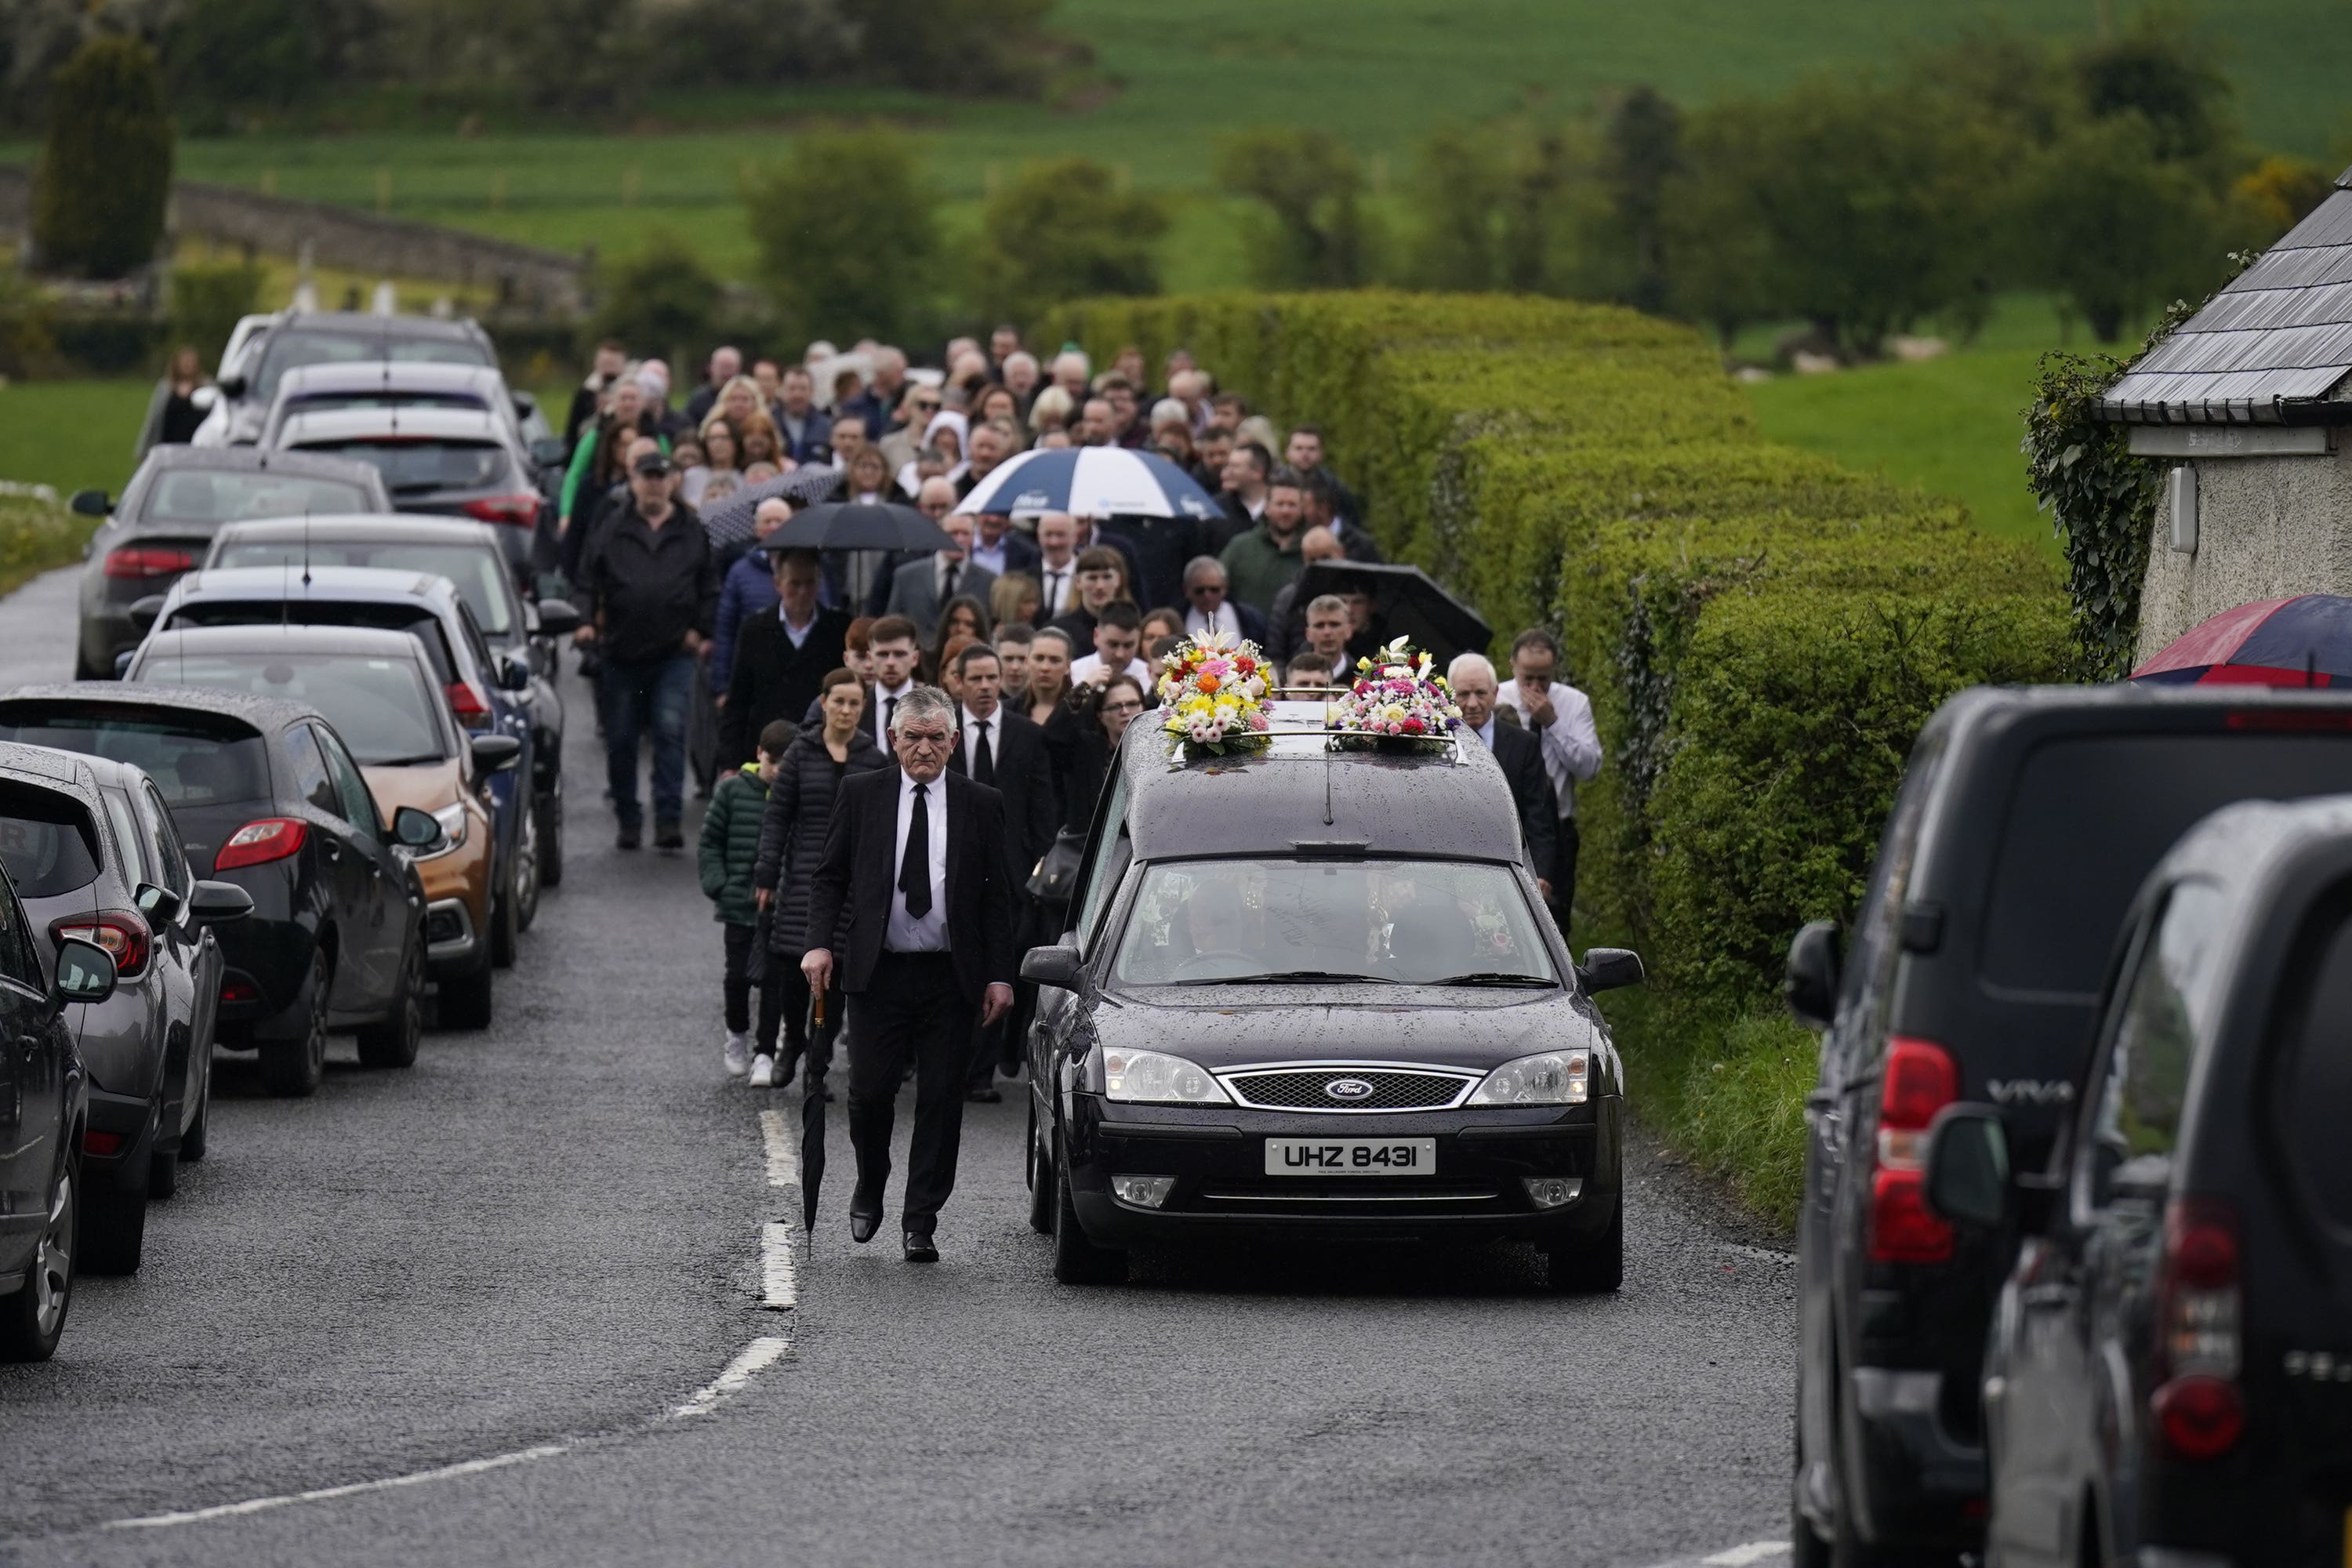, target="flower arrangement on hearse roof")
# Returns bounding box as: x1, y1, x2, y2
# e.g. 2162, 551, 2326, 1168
1159, 631, 1274, 753
1327, 637, 1463, 749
